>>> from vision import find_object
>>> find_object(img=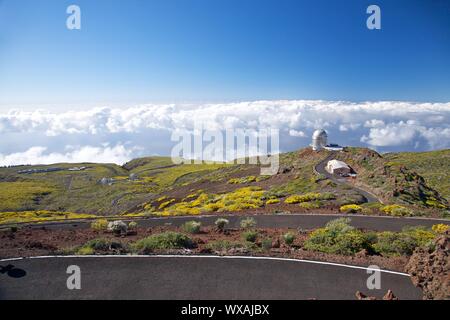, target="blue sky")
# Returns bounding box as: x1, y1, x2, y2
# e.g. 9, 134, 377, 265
0, 0, 449, 108
0, 1, 450, 165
